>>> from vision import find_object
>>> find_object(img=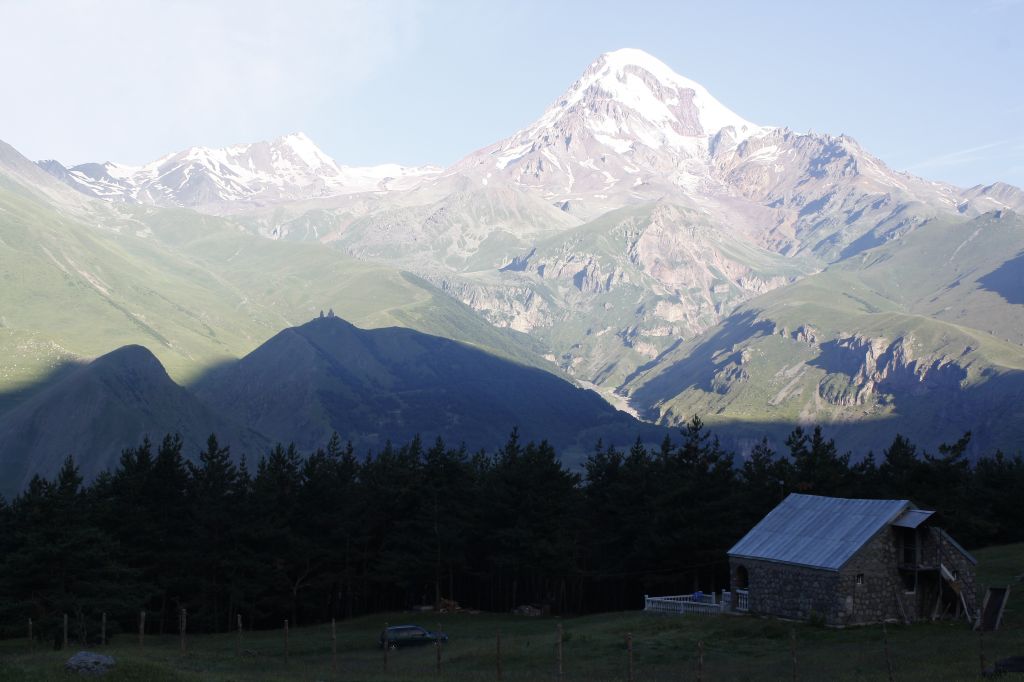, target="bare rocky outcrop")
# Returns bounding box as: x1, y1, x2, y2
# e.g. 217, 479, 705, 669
817, 335, 968, 406
424, 275, 553, 333
792, 325, 819, 345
